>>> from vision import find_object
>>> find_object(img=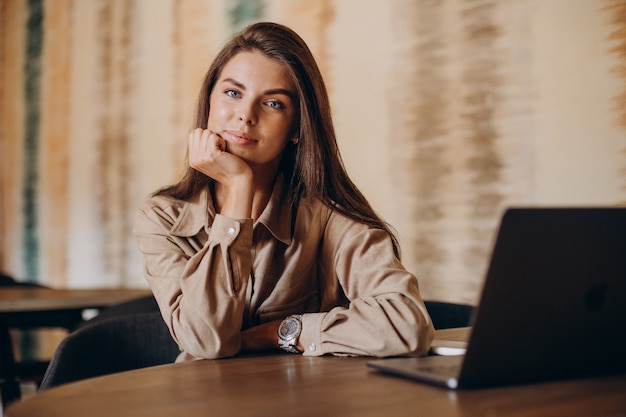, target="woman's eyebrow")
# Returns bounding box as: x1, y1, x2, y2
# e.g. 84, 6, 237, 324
221, 77, 246, 89
221, 77, 294, 99
264, 88, 295, 100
